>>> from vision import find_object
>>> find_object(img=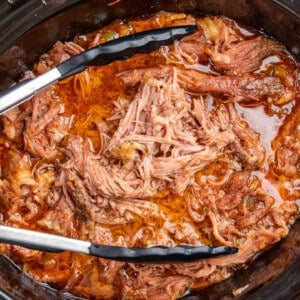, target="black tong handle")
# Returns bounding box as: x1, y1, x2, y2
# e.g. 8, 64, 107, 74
57, 25, 198, 78
89, 244, 238, 263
